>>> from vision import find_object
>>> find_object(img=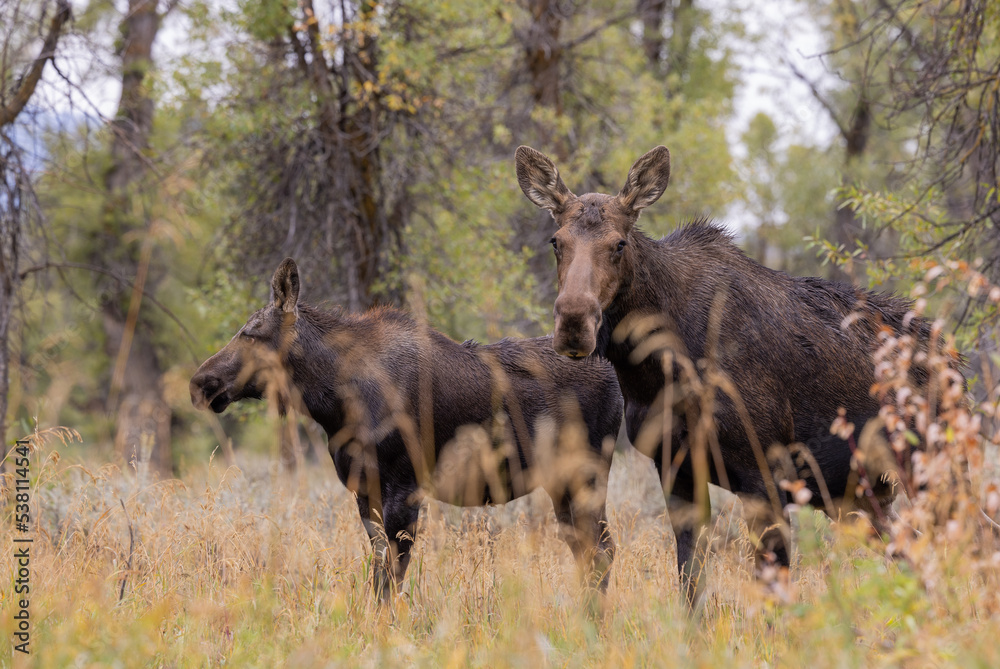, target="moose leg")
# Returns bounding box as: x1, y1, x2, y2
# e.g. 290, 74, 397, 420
349, 491, 421, 600
749, 513, 790, 569
380, 488, 421, 591
350, 493, 395, 600
331, 445, 417, 599
627, 405, 709, 607
332, 444, 396, 600
663, 468, 711, 609
551, 490, 616, 591
733, 473, 791, 569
